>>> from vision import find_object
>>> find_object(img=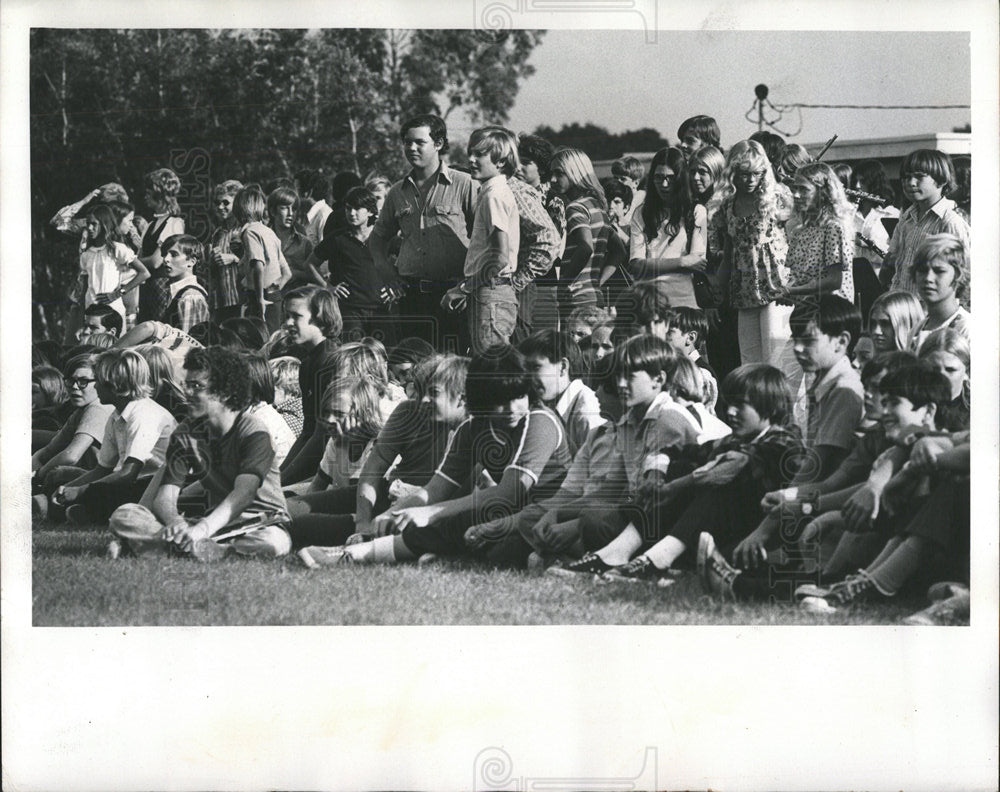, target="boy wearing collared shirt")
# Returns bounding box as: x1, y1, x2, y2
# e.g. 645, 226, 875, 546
442, 126, 521, 355
161, 234, 209, 333
56, 349, 176, 525
519, 328, 605, 456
